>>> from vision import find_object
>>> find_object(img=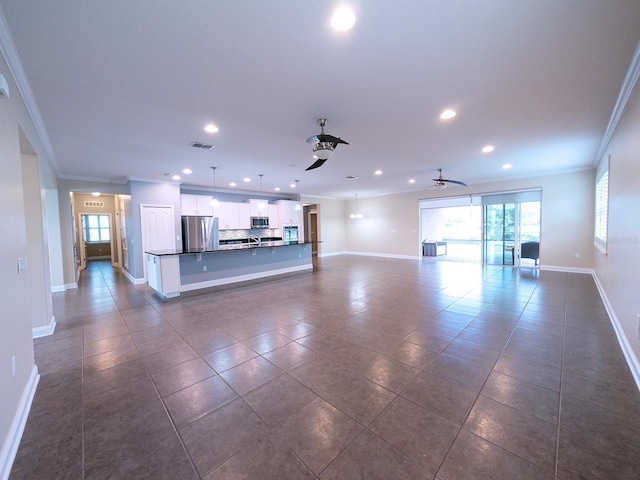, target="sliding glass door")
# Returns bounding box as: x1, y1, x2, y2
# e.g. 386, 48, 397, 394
482, 191, 541, 267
